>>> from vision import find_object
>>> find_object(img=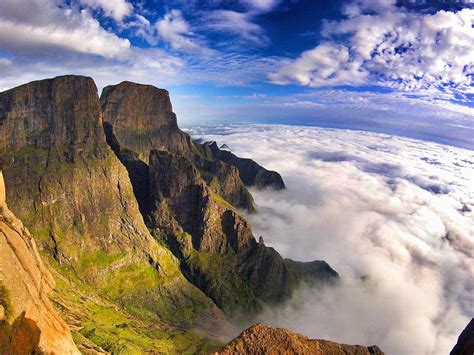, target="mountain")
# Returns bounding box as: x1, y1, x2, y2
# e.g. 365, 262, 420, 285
451, 319, 474, 355
0, 171, 79, 354
0, 75, 336, 351
100, 80, 338, 318
216, 323, 384, 354
0, 76, 229, 352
